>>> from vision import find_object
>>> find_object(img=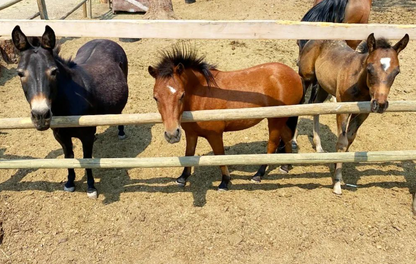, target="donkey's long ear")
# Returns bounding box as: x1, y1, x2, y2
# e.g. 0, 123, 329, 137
41, 25, 56, 50
12, 26, 30, 51
367, 33, 376, 53
393, 34, 409, 54
148, 66, 158, 78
